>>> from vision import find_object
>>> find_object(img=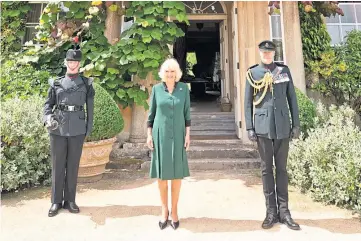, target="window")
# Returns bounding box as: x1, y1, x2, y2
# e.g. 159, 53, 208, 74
24, 2, 69, 44
24, 2, 46, 44
325, 2, 361, 45
269, 3, 285, 64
